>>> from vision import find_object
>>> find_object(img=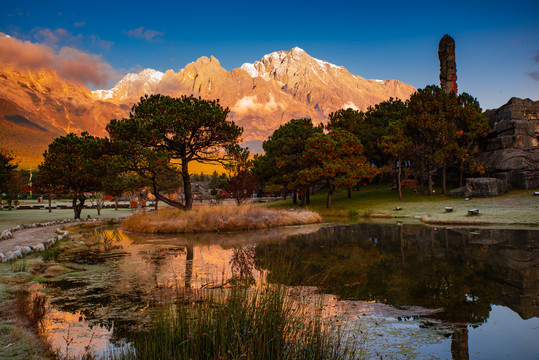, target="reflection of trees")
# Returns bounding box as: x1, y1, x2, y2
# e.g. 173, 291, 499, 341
451, 327, 469, 360
185, 245, 193, 289
229, 245, 257, 285
255, 224, 496, 325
